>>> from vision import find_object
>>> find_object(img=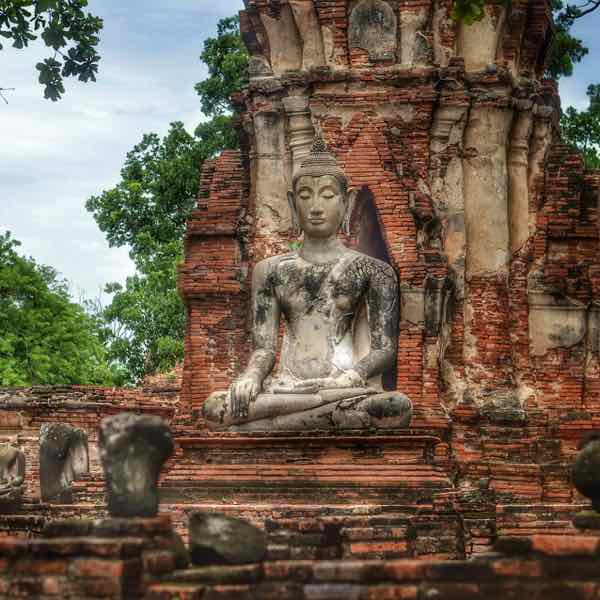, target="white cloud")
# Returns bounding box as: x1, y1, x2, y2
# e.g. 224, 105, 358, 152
0, 0, 244, 302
